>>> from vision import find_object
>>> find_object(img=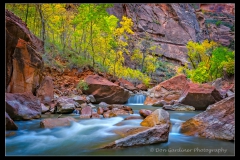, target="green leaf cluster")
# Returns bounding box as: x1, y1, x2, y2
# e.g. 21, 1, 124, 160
178, 40, 234, 83
77, 80, 89, 90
